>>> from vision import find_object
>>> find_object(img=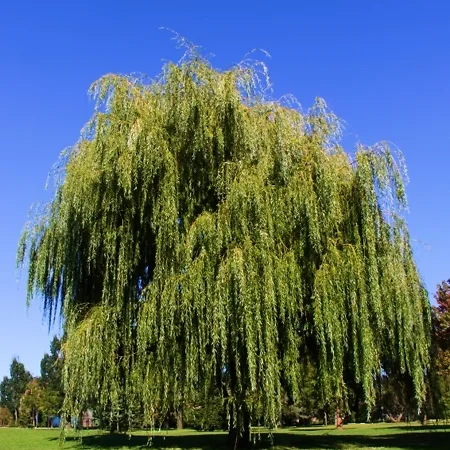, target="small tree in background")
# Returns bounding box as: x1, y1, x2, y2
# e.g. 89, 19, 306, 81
19, 379, 43, 427
40, 335, 64, 421
0, 359, 32, 425
0, 407, 12, 427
